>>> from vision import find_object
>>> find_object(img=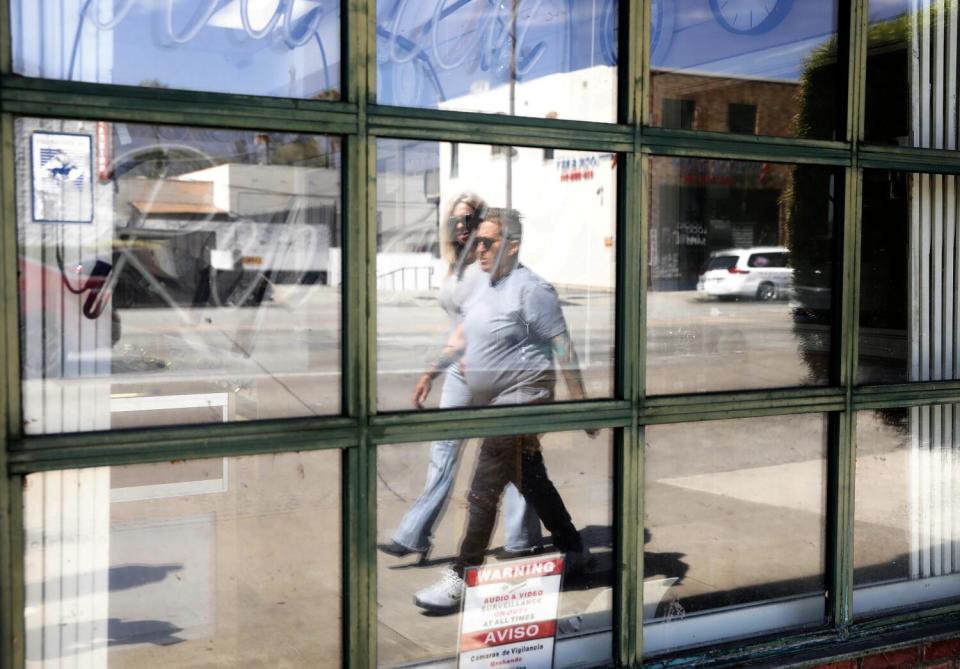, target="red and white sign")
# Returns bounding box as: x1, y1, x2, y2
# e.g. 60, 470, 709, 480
458, 555, 565, 669
96, 122, 112, 181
